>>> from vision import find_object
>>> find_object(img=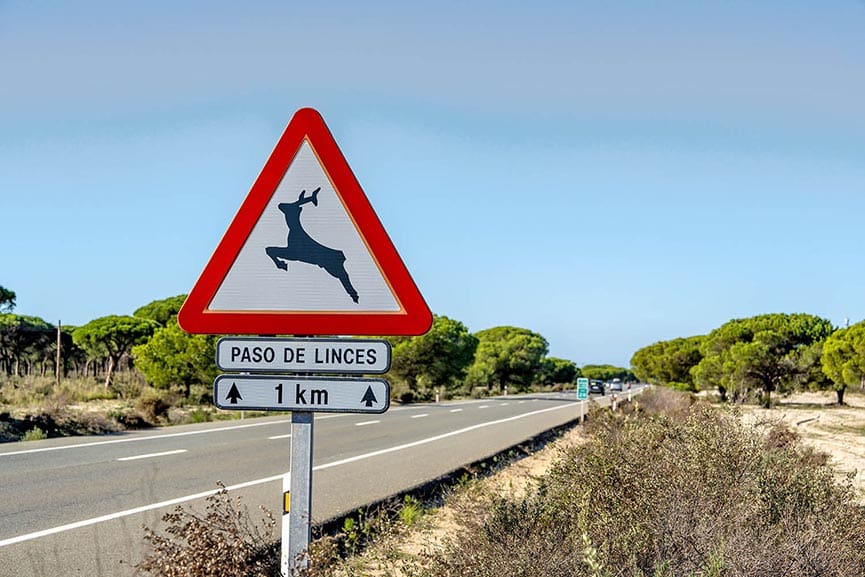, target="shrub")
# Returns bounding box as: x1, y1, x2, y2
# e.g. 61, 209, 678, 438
428, 390, 865, 577
138, 483, 278, 577
135, 390, 173, 423
22, 426, 47, 441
